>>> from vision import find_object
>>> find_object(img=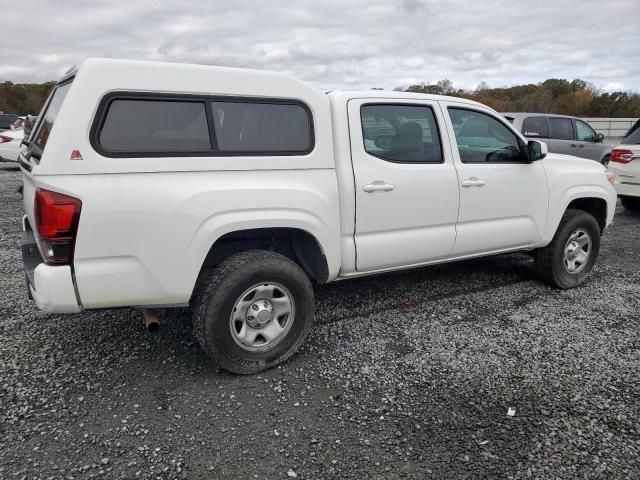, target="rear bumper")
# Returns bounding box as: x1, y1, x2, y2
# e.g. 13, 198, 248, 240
22, 216, 81, 313
0, 153, 18, 163
0, 144, 19, 162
